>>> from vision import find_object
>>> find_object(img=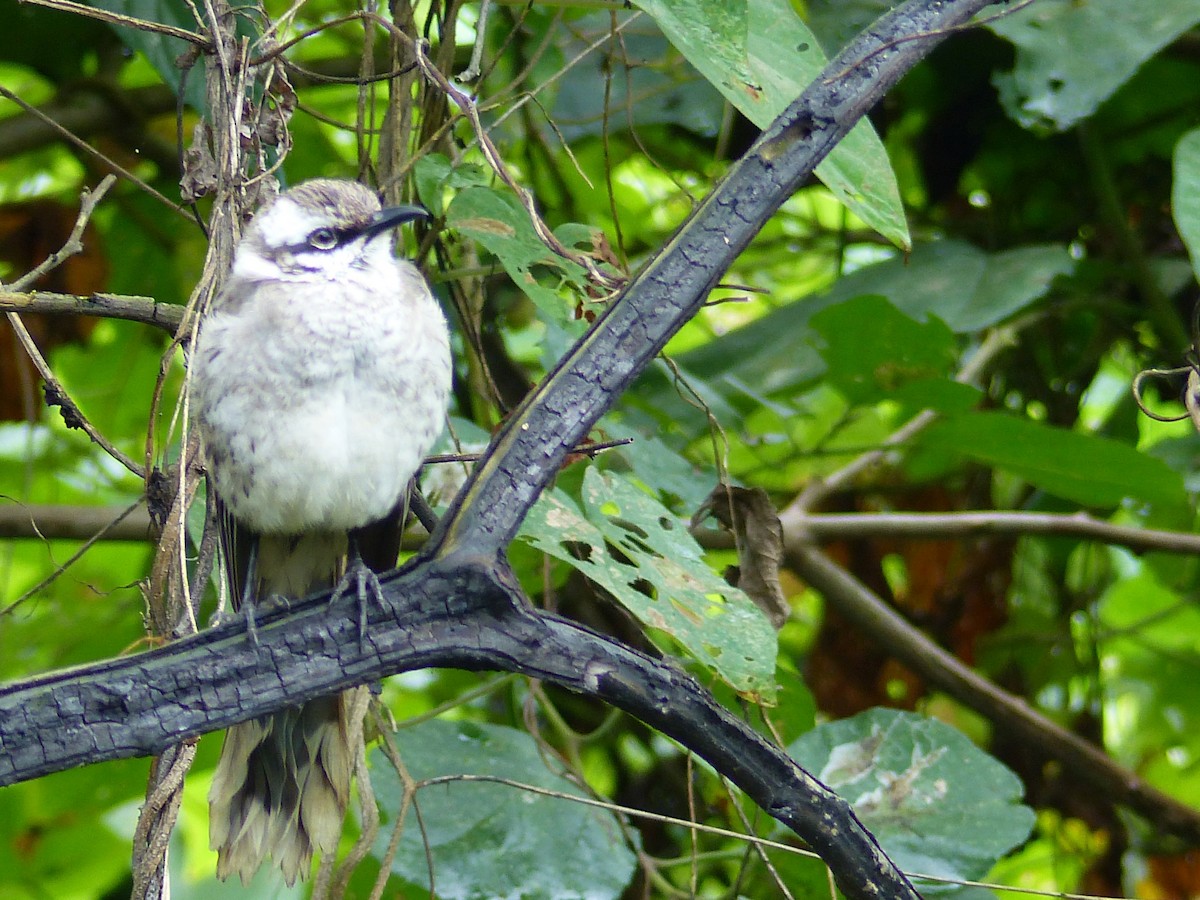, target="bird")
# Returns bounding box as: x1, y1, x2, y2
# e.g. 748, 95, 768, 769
189, 178, 452, 885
